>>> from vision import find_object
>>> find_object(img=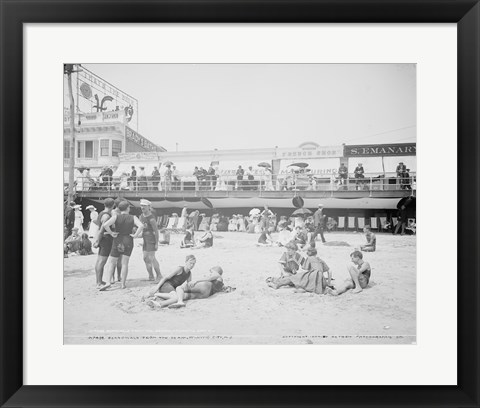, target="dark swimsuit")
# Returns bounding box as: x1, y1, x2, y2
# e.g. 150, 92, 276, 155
166, 267, 191, 289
